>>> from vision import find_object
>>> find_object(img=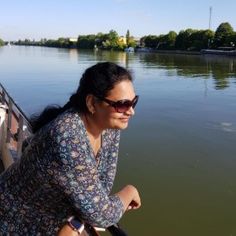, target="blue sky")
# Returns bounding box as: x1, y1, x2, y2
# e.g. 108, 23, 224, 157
1, 0, 236, 41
